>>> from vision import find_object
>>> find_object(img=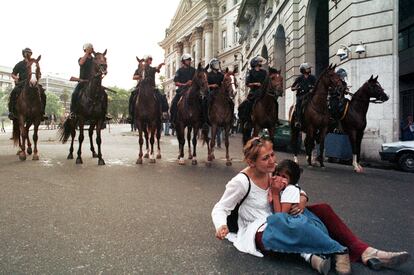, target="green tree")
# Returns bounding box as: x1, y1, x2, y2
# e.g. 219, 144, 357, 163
107, 86, 130, 119
60, 89, 71, 113
45, 91, 64, 117
0, 86, 12, 116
